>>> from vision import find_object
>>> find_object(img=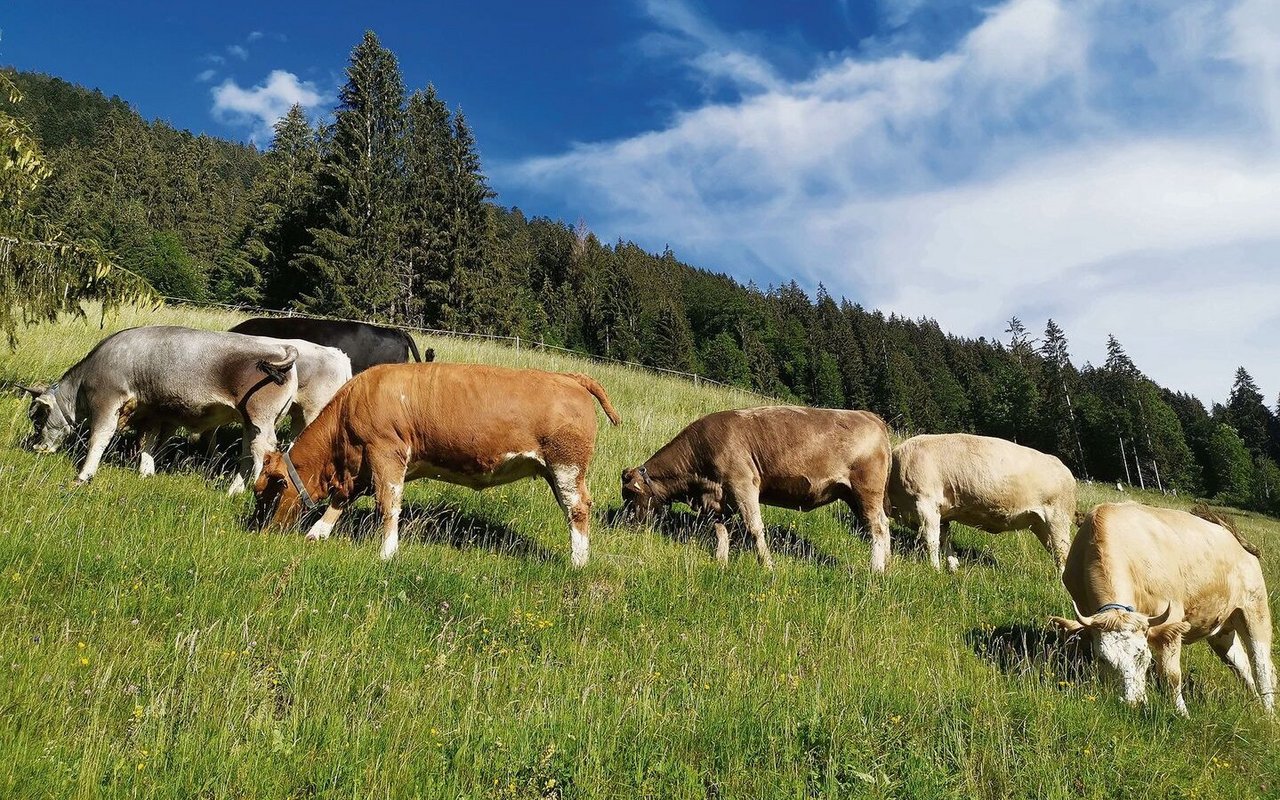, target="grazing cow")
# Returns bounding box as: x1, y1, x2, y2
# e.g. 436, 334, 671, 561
251, 362, 621, 564
20, 326, 298, 493
888, 433, 1076, 573
1050, 502, 1275, 716
229, 317, 432, 373
620, 406, 892, 571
